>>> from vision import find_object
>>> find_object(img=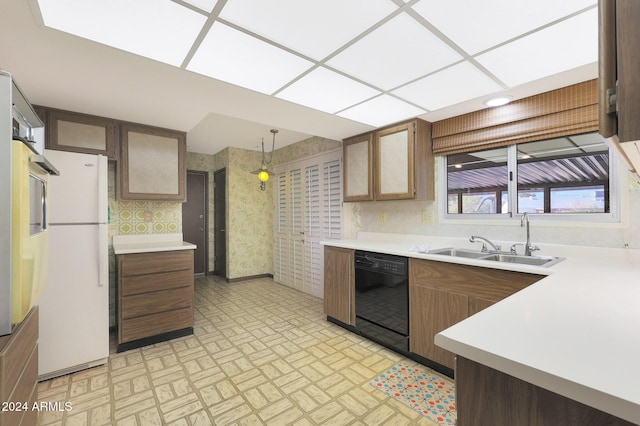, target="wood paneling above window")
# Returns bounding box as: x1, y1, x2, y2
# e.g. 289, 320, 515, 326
432, 79, 598, 156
